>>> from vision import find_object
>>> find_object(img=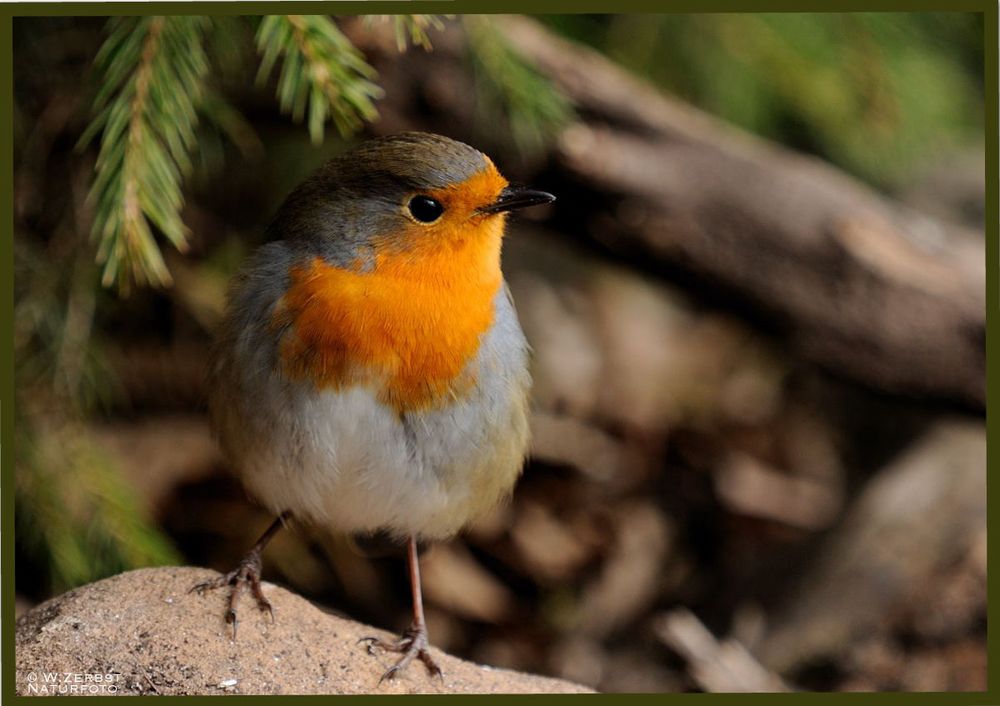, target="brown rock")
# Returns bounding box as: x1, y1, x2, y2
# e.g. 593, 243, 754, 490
15, 567, 593, 695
